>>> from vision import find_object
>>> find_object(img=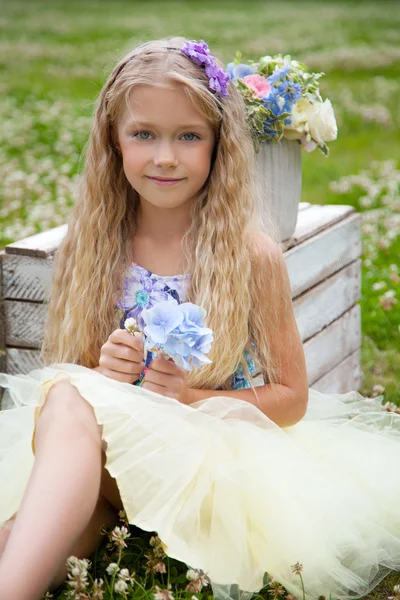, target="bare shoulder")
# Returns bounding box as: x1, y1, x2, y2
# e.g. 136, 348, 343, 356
249, 232, 288, 283
251, 232, 284, 261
